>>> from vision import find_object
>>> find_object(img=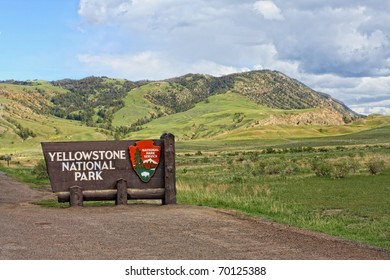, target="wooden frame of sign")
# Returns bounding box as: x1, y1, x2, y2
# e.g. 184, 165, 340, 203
41, 133, 176, 207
